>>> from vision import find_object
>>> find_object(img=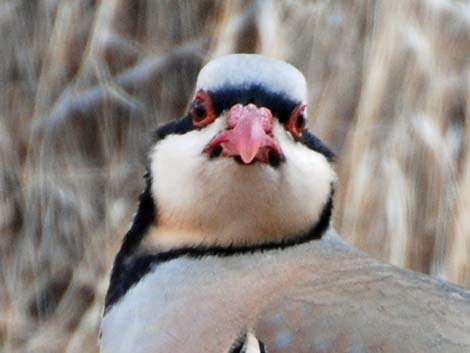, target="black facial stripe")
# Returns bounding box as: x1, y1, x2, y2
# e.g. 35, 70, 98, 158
152, 83, 299, 142
300, 130, 335, 162
103, 185, 334, 312
152, 112, 195, 142
208, 83, 299, 123
104, 171, 156, 310
259, 340, 267, 353
152, 85, 334, 162
229, 334, 246, 353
